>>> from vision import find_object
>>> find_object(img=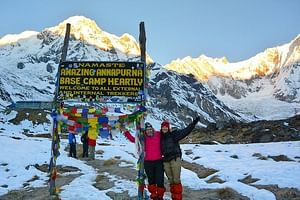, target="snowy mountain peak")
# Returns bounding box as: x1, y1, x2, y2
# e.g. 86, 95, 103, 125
0, 16, 298, 123
0, 31, 38, 46
289, 33, 300, 45
44, 15, 152, 62
0, 15, 155, 106
62, 16, 99, 28
164, 34, 300, 119
165, 34, 300, 81
165, 54, 230, 80
48, 16, 103, 38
